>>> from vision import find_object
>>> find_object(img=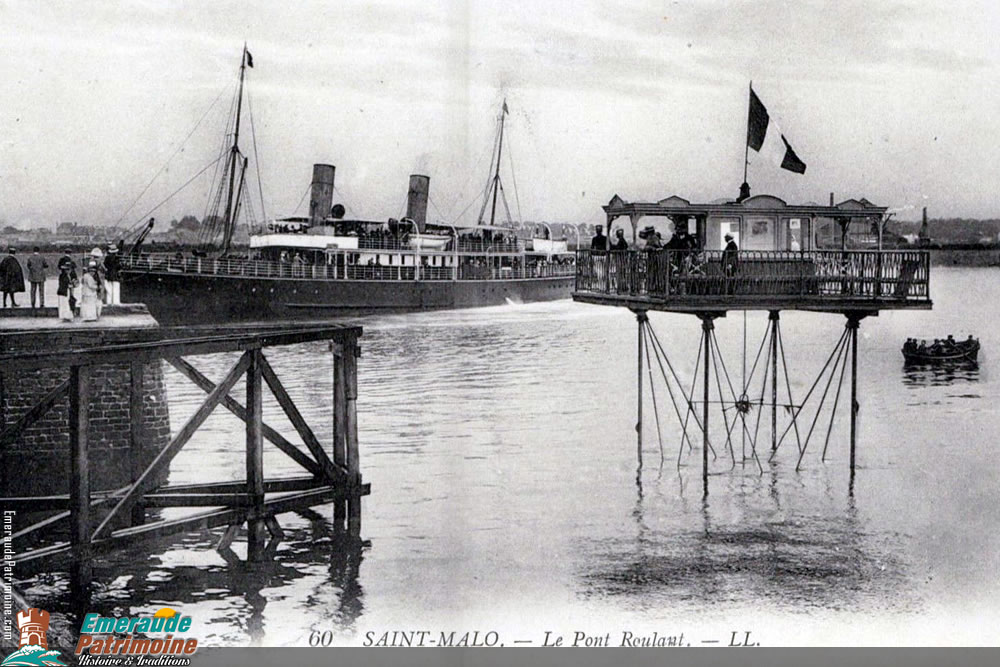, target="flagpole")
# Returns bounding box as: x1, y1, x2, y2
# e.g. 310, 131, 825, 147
739, 80, 752, 202
744, 81, 751, 184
